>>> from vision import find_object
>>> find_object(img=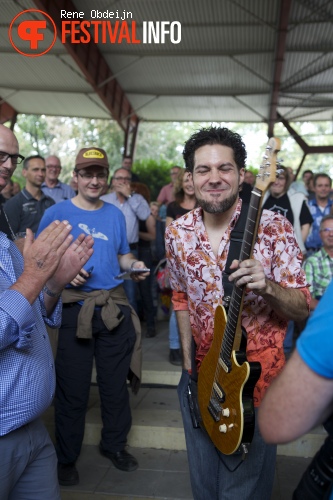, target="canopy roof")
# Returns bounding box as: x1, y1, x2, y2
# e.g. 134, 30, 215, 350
1, 0, 333, 137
